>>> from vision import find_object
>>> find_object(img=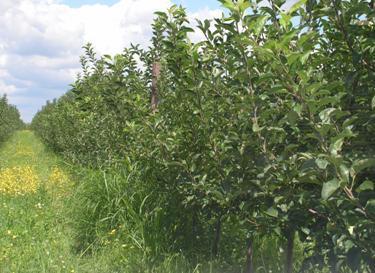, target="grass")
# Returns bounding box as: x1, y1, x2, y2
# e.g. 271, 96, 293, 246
0, 131, 213, 273
0, 130, 82, 272
0, 131, 307, 273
